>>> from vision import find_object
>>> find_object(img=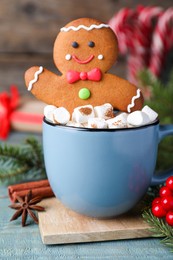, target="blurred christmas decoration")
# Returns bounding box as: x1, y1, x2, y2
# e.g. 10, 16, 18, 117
0, 86, 43, 140
0, 85, 19, 140
109, 6, 173, 86
110, 6, 173, 172
10, 98, 43, 134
